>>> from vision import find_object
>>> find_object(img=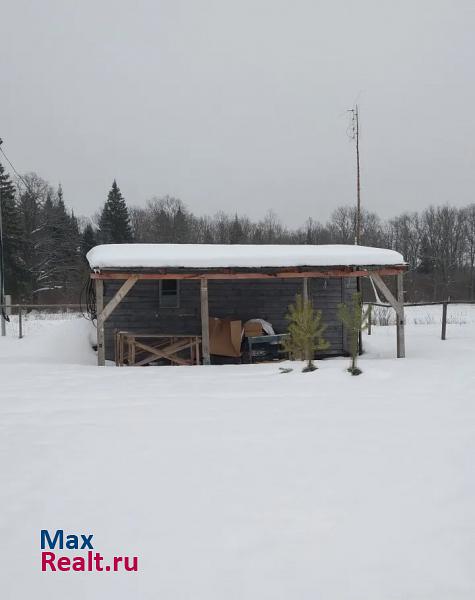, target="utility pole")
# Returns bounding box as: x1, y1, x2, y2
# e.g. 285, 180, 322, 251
348, 105, 361, 245
348, 106, 363, 353
0, 137, 5, 336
